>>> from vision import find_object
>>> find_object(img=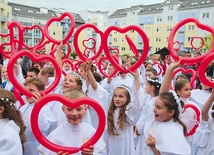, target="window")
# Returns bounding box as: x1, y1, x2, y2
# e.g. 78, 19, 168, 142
188, 25, 195, 30
130, 30, 134, 33
122, 20, 126, 26
145, 27, 151, 32
168, 5, 173, 10
132, 11, 135, 15
167, 26, 172, 32
188, 37, 192, 42
156, 27, 161, 32
202, 13, 209, 19
121, 47, 125, 51
113, 38, 117, 42
156, 37, 161, 42
157, 17, 162, 22
168, 16, 173, 21
156, 48, 160, 51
